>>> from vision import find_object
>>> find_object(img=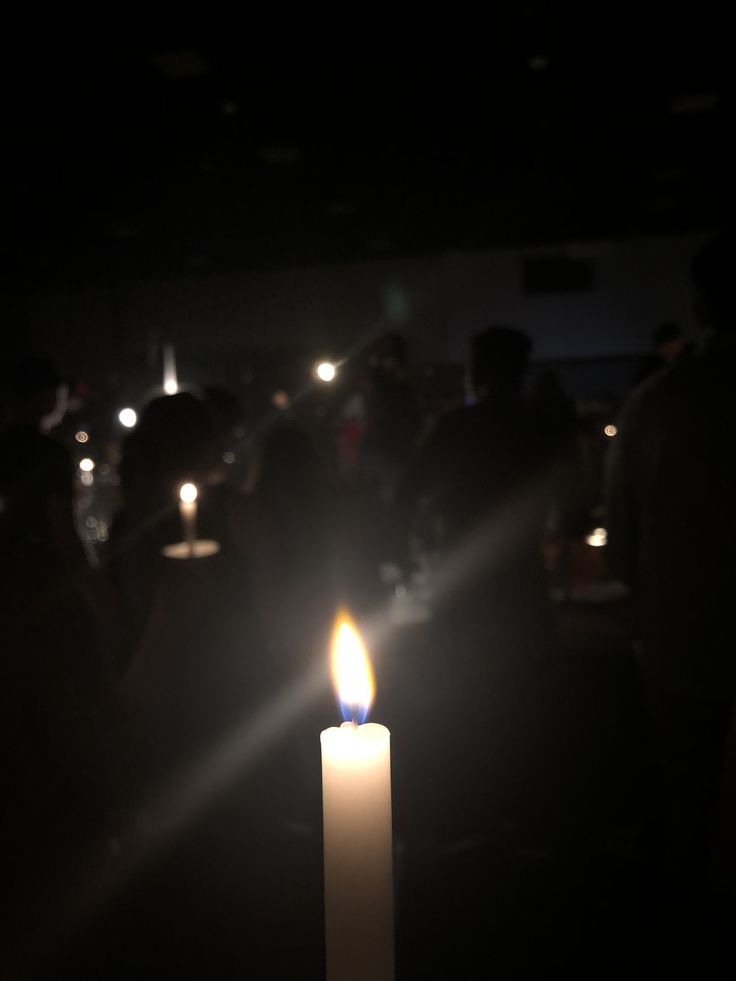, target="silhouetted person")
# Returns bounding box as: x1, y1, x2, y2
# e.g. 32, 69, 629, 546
530, 369, 586, 540
631, 321, 688, 388
359, 333, 421, 497
393, 326, 557, 838
334, 334, 422, 609
112, 406, 326, 977
252, 418, 335, 660
607, 233, 736, 968
199, 383, 254, 547
109, 392, 220, 667
384, 328, 565, 979
399, 326, 555, 566
532, 369, 576, 437
1, 353, 67, 430
0, 355, 82, 562
0, 380, 125, 976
